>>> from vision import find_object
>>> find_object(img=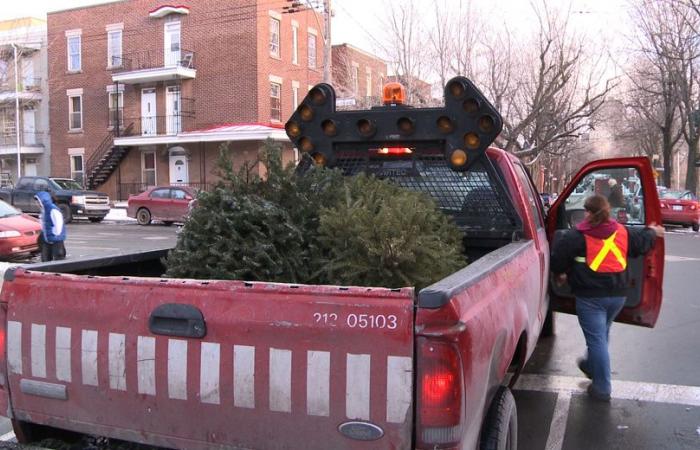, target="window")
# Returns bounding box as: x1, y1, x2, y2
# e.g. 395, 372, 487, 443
292, 85, 299, 107
67, 35, 81, 71
172, 189, 188, 200
151, 188, 170, 199
107, 29, 122, 67
269, 18, 280, 57
34, 178, 49, 191
142, 151, 156, 186
270, 82, 281, 122
71, 154, 84, 185
68, 95, 82, 130
514, 164, 544, 229
108, 91, 123, 128
352, 65, 359, 94
16, 178, 33, 189
366, 70, 372, 97
0, 60, 7, 86
308, 33, 316, 68
292, 25, 298, 64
